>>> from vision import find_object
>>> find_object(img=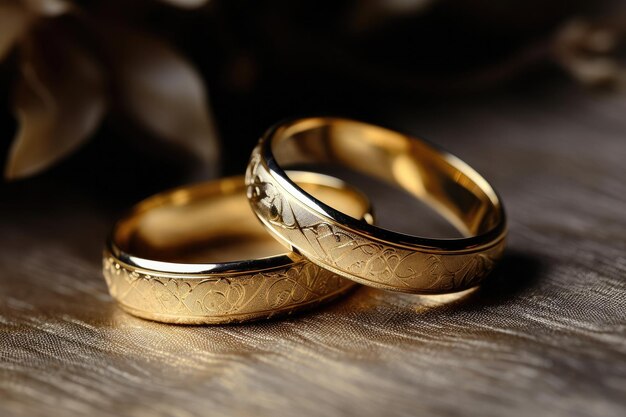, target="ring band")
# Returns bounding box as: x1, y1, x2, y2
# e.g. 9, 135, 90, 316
246, 118, 506, 294
103, 172, 372, 324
